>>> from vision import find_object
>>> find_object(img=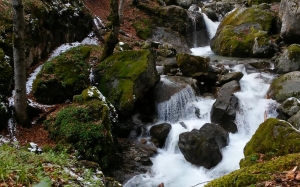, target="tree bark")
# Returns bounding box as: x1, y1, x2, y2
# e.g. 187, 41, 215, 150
12, 0, 30, 127
99, 0, 120, 62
